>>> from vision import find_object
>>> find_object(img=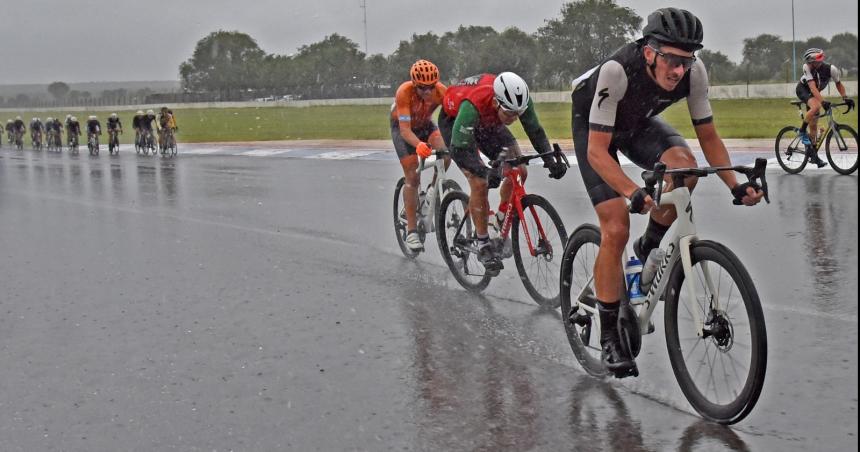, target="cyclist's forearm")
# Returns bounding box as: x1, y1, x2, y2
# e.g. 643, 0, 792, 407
398, 122, 422, 148
695, 123, 738, 188
836, 82, 848, 99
